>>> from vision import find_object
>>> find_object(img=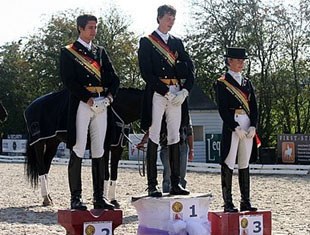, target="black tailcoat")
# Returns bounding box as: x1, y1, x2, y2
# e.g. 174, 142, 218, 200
138, 31, 195, 131
60, 41, 119, 149
215, 73, 258, 163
